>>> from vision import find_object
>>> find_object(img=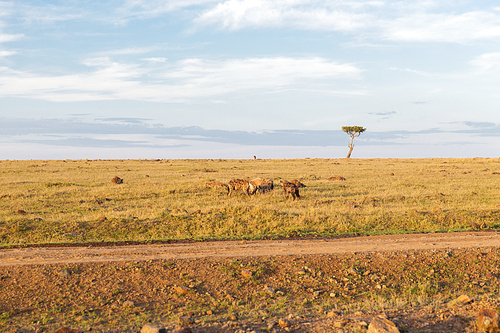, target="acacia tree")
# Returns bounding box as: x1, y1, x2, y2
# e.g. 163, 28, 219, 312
342, 126, 366, 158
